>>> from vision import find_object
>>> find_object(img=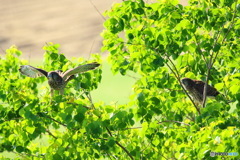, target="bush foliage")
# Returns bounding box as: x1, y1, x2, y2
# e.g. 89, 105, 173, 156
1, 0, 240, 159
